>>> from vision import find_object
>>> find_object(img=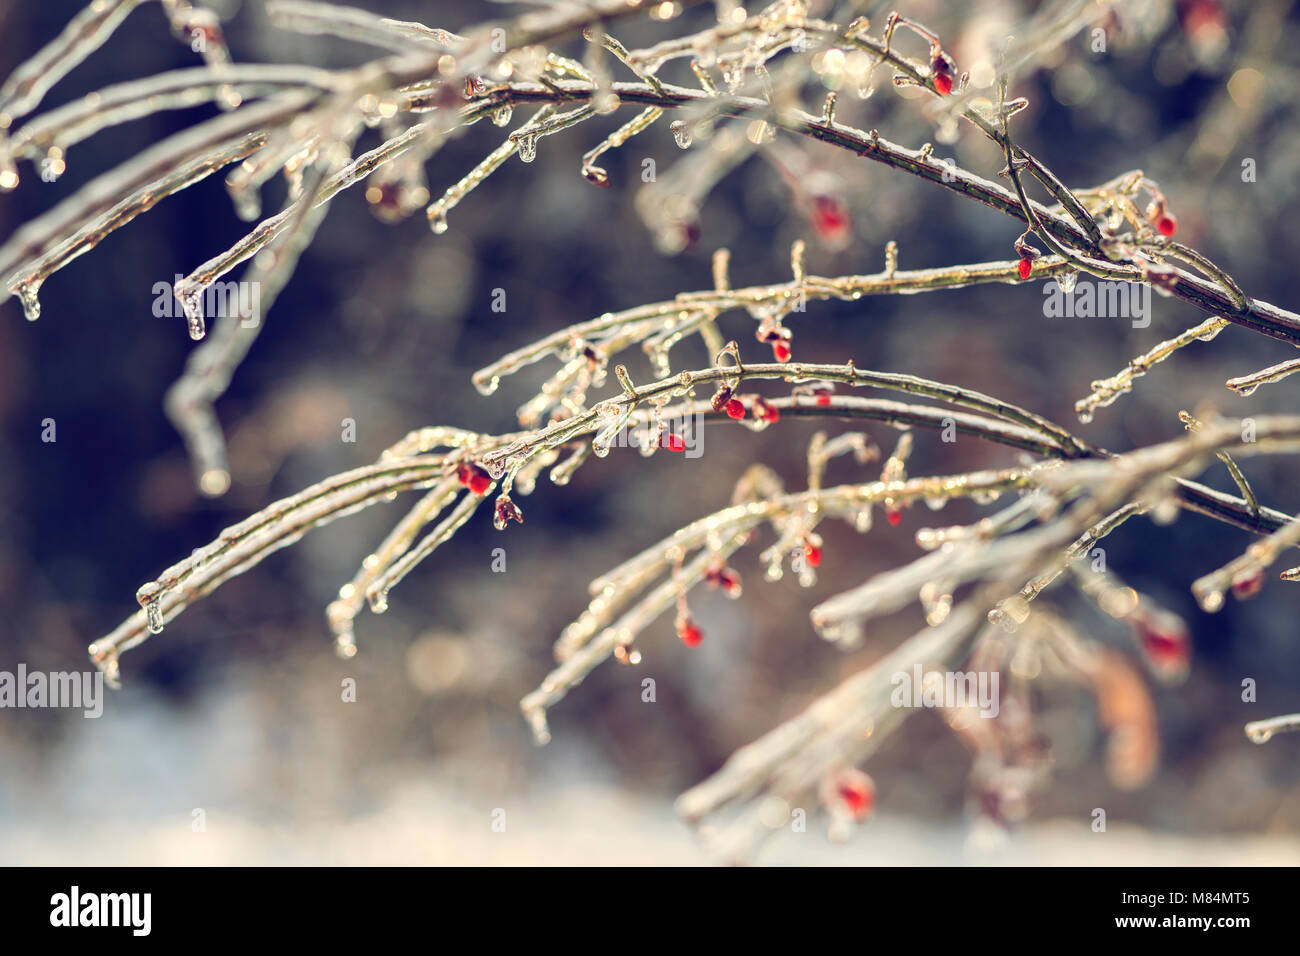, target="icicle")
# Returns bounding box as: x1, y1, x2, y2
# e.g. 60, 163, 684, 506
145, 601, 164, 635
1196, 588, 1225, 613
516, 133, 537, 163
181, 293, 206, 340
0, 138, 17, 191
427, 138, 515, 233
137, 582, 165, 635
471, 372, 500, 396
523, 705, 552, 746
14, 281, 41, 321
988, 595, 1030, 633
1246, 722, 1274, 744
491, 105, 513, 127
854, 507, 873, 533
